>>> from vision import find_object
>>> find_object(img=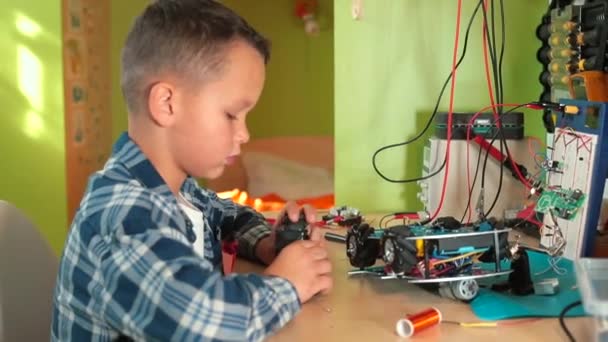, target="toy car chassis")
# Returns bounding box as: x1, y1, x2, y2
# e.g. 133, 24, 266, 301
345, 219, 513, 301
